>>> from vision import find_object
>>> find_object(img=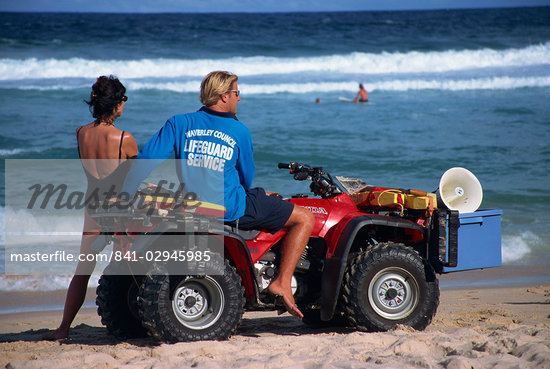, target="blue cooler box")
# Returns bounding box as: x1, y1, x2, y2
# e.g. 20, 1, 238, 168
442, 209, 503, 272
